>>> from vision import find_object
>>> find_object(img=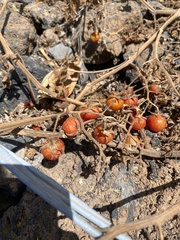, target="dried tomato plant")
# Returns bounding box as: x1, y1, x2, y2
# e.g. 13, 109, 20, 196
0, 0, 179, 238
